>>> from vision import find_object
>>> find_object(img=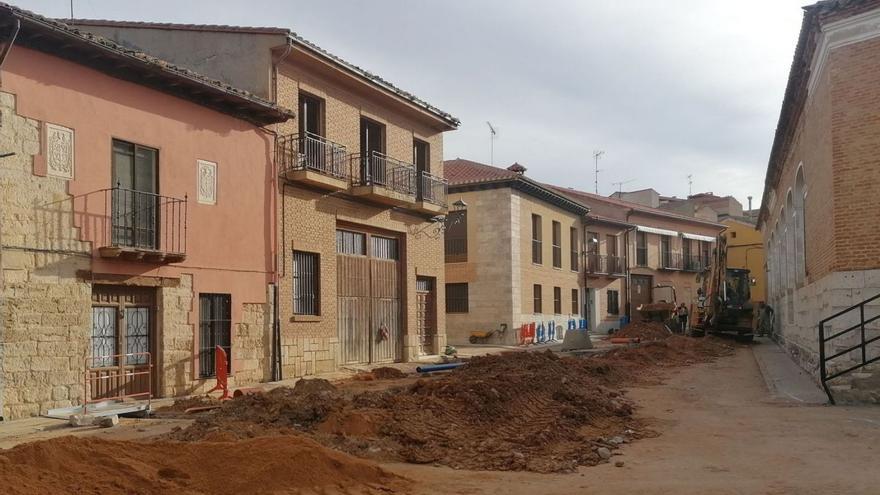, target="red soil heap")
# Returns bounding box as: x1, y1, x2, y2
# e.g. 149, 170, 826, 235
0, 435, 406, 495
